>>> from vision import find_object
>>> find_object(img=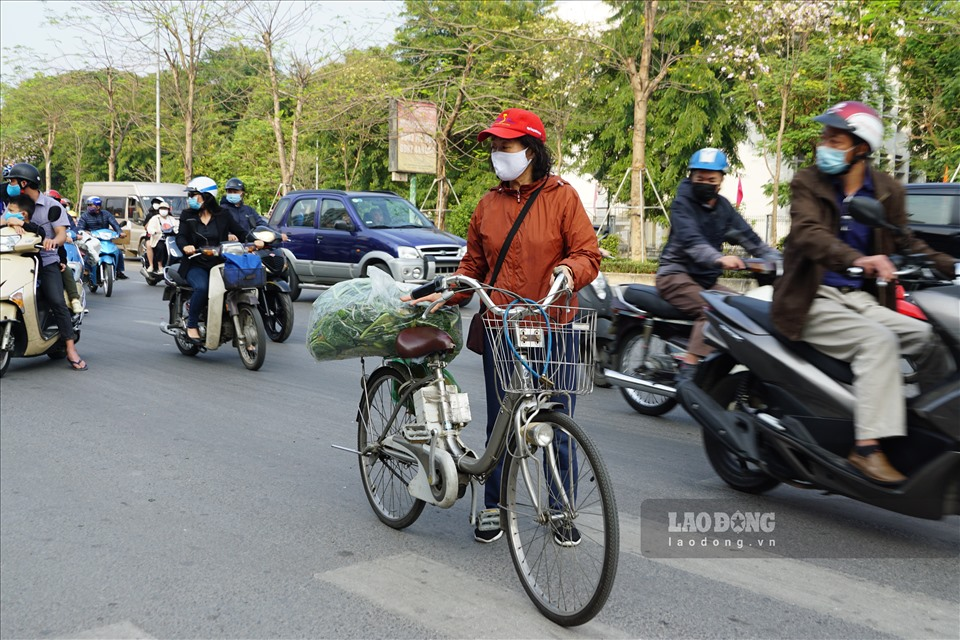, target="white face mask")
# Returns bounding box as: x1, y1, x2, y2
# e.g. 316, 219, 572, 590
491, 149, 532, 182
159, 209, 171, 217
